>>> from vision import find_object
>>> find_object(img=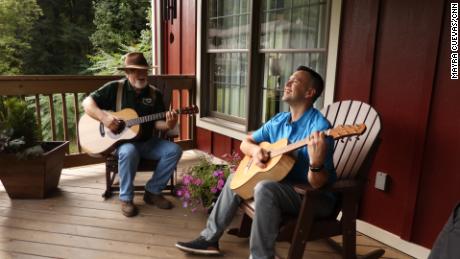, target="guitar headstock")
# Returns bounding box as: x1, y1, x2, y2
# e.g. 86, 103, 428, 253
327, 123, 366, 140
178, 105, 199, 115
